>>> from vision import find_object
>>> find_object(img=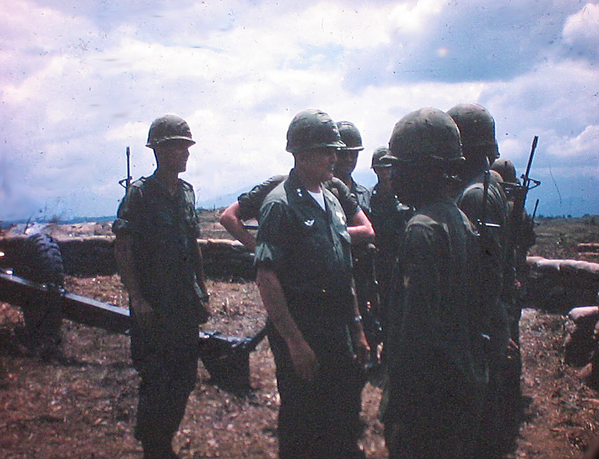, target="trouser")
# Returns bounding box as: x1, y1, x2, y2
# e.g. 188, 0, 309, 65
385, 401, 480, 459
130, 314, 199, 446
267, 315, 365, 459
383, 347, 486, 459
